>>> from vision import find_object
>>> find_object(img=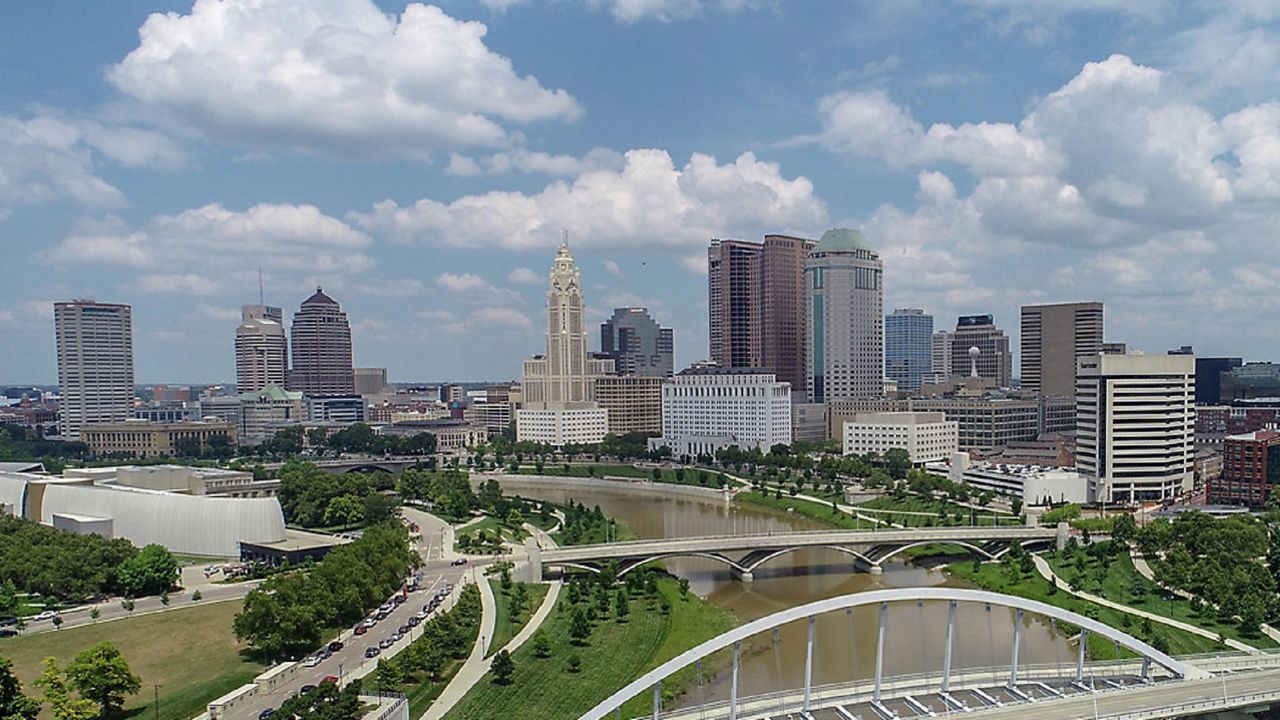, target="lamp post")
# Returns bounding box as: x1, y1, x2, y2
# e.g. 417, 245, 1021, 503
153, 684, 162, 720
